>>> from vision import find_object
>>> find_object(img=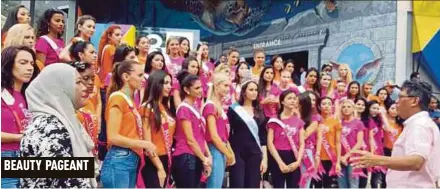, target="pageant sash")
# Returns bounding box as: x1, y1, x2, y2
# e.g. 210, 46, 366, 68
161, 112, 173, 188
371, 127, 387, 173
268, 118, 317, 187
109, 91, 146, 188
231, 102, 261, 149
340, 131, 367, 178
176, 101, 206, 133
79, 111, 98, 155
321, 125, 343, 177
41, 35, 61, 55
1, 89, 26, 133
